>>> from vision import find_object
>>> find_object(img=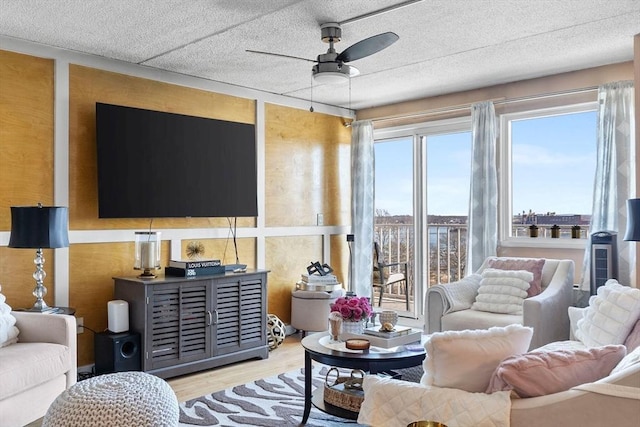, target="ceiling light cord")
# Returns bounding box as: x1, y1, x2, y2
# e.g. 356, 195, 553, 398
310, 73, 314, 112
